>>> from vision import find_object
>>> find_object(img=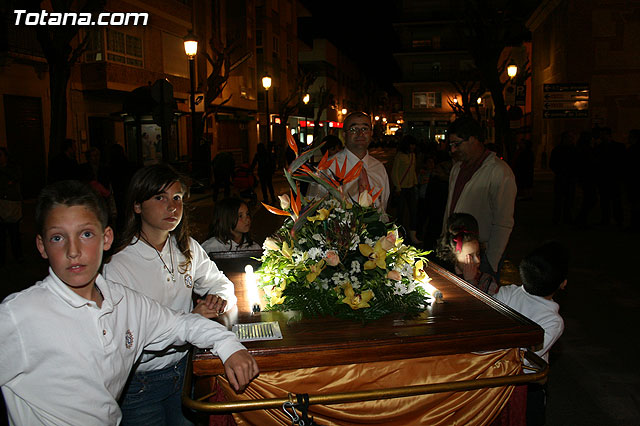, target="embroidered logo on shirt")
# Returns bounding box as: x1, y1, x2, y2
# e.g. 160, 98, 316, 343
184, 274, 193, 289
125, 329, 134, 349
